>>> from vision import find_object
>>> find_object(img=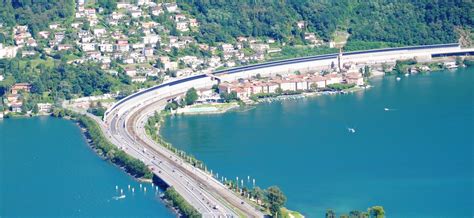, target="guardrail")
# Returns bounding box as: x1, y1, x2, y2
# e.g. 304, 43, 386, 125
105, 43, 460, 119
